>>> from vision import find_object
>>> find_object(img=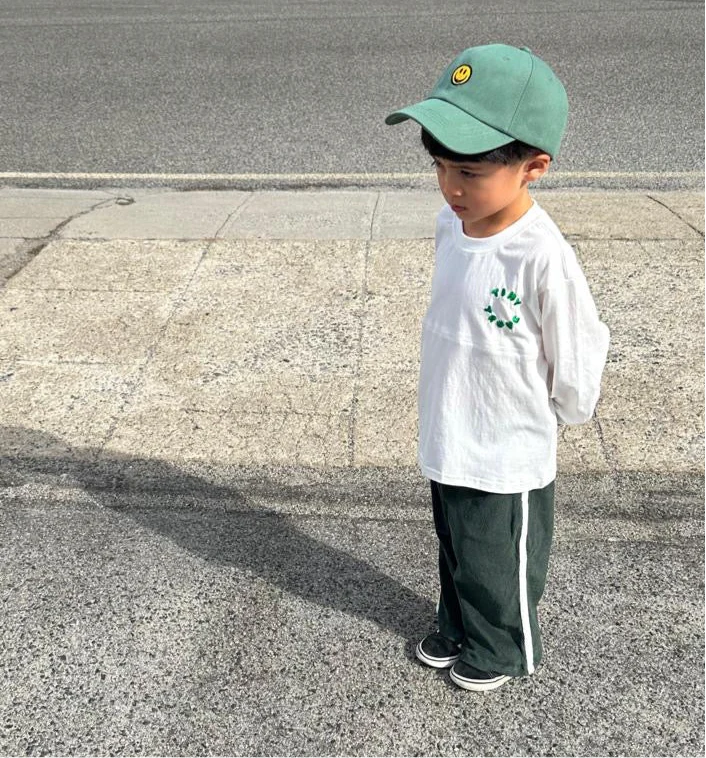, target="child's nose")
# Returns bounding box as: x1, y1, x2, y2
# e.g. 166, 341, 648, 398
441, 172, 463, 197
